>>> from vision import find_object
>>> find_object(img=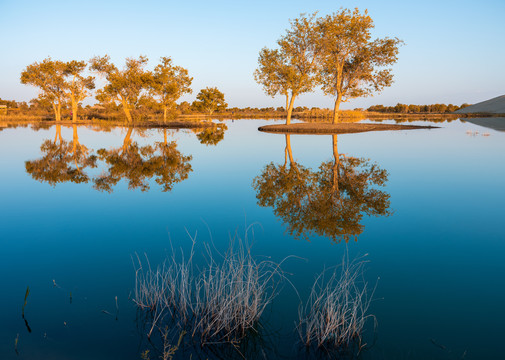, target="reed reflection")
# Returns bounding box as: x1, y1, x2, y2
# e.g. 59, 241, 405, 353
253, 134, 391, 243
